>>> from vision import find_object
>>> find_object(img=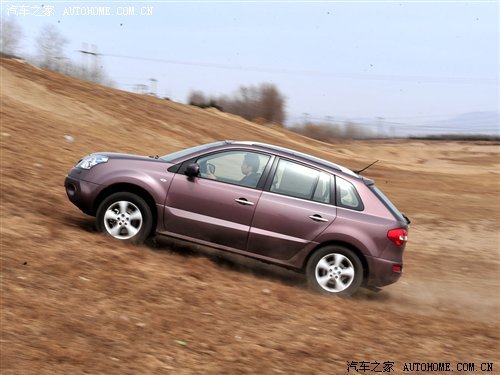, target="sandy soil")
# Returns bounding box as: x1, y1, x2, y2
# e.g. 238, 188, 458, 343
1, 58, 499, 374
